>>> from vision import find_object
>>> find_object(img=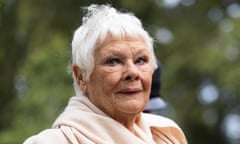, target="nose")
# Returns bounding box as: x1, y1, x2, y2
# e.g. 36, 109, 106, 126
123, 61, 140, 81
